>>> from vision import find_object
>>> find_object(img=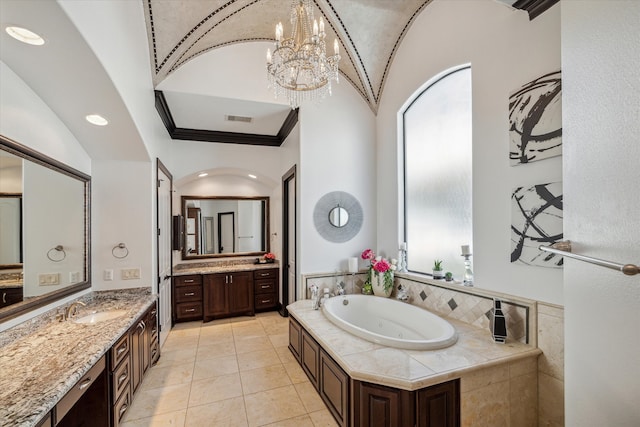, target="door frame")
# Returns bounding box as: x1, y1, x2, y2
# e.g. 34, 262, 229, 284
156, 158, 173, 330
217, 211, 235, 253
280, 165, 296, 317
